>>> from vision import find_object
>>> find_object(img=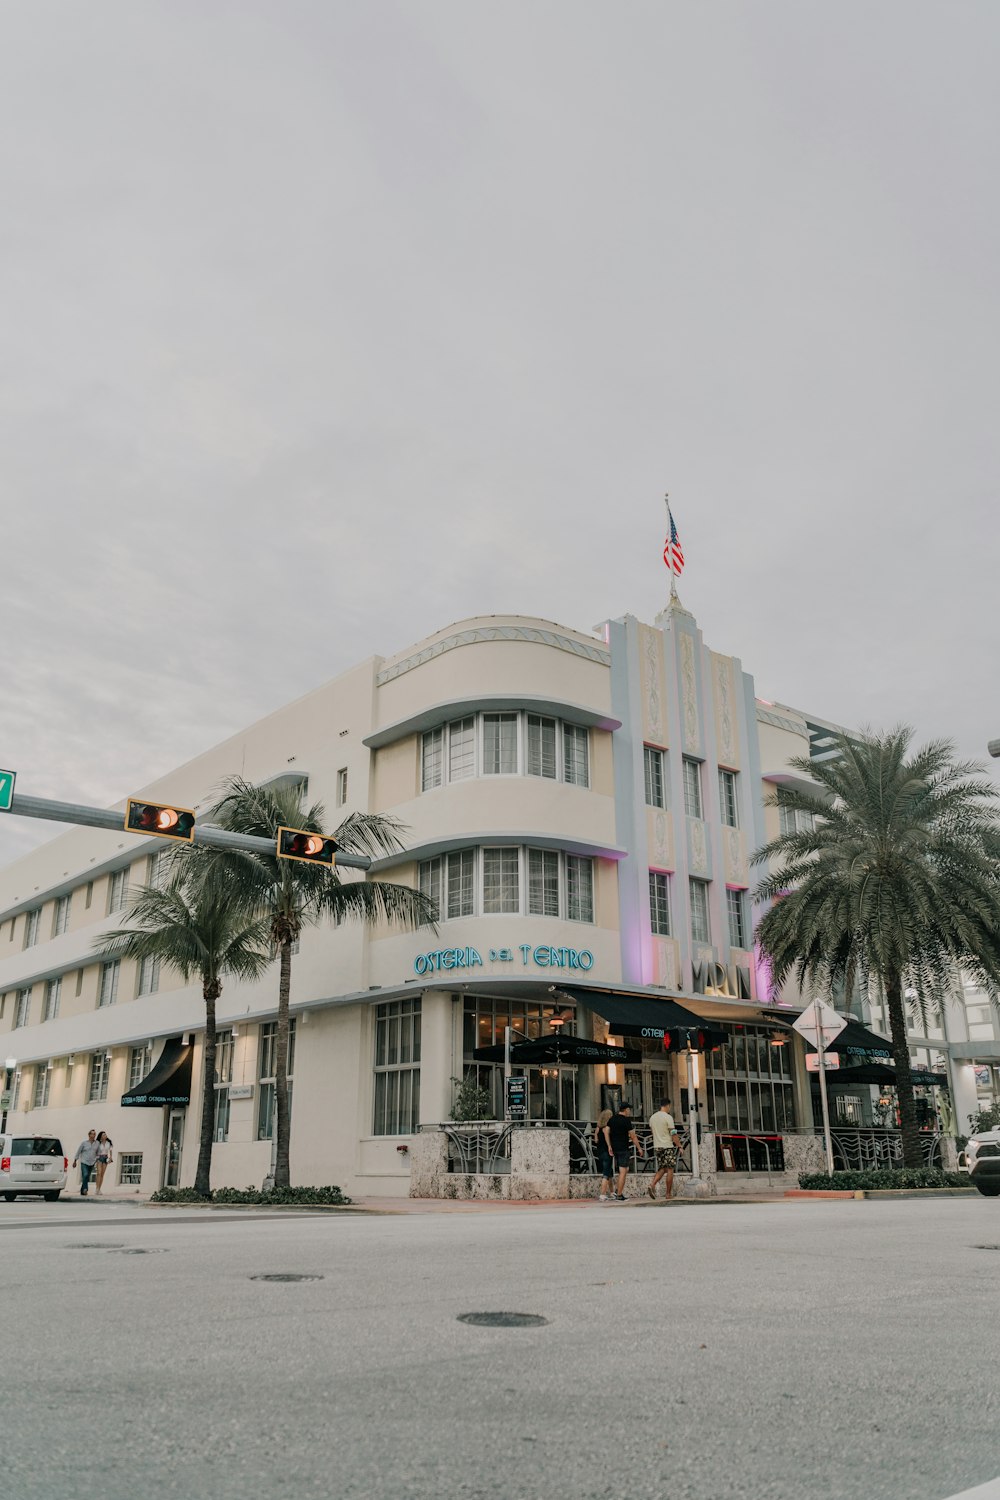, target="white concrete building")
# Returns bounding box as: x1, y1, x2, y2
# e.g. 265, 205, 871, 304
0, 601, 979, 1196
